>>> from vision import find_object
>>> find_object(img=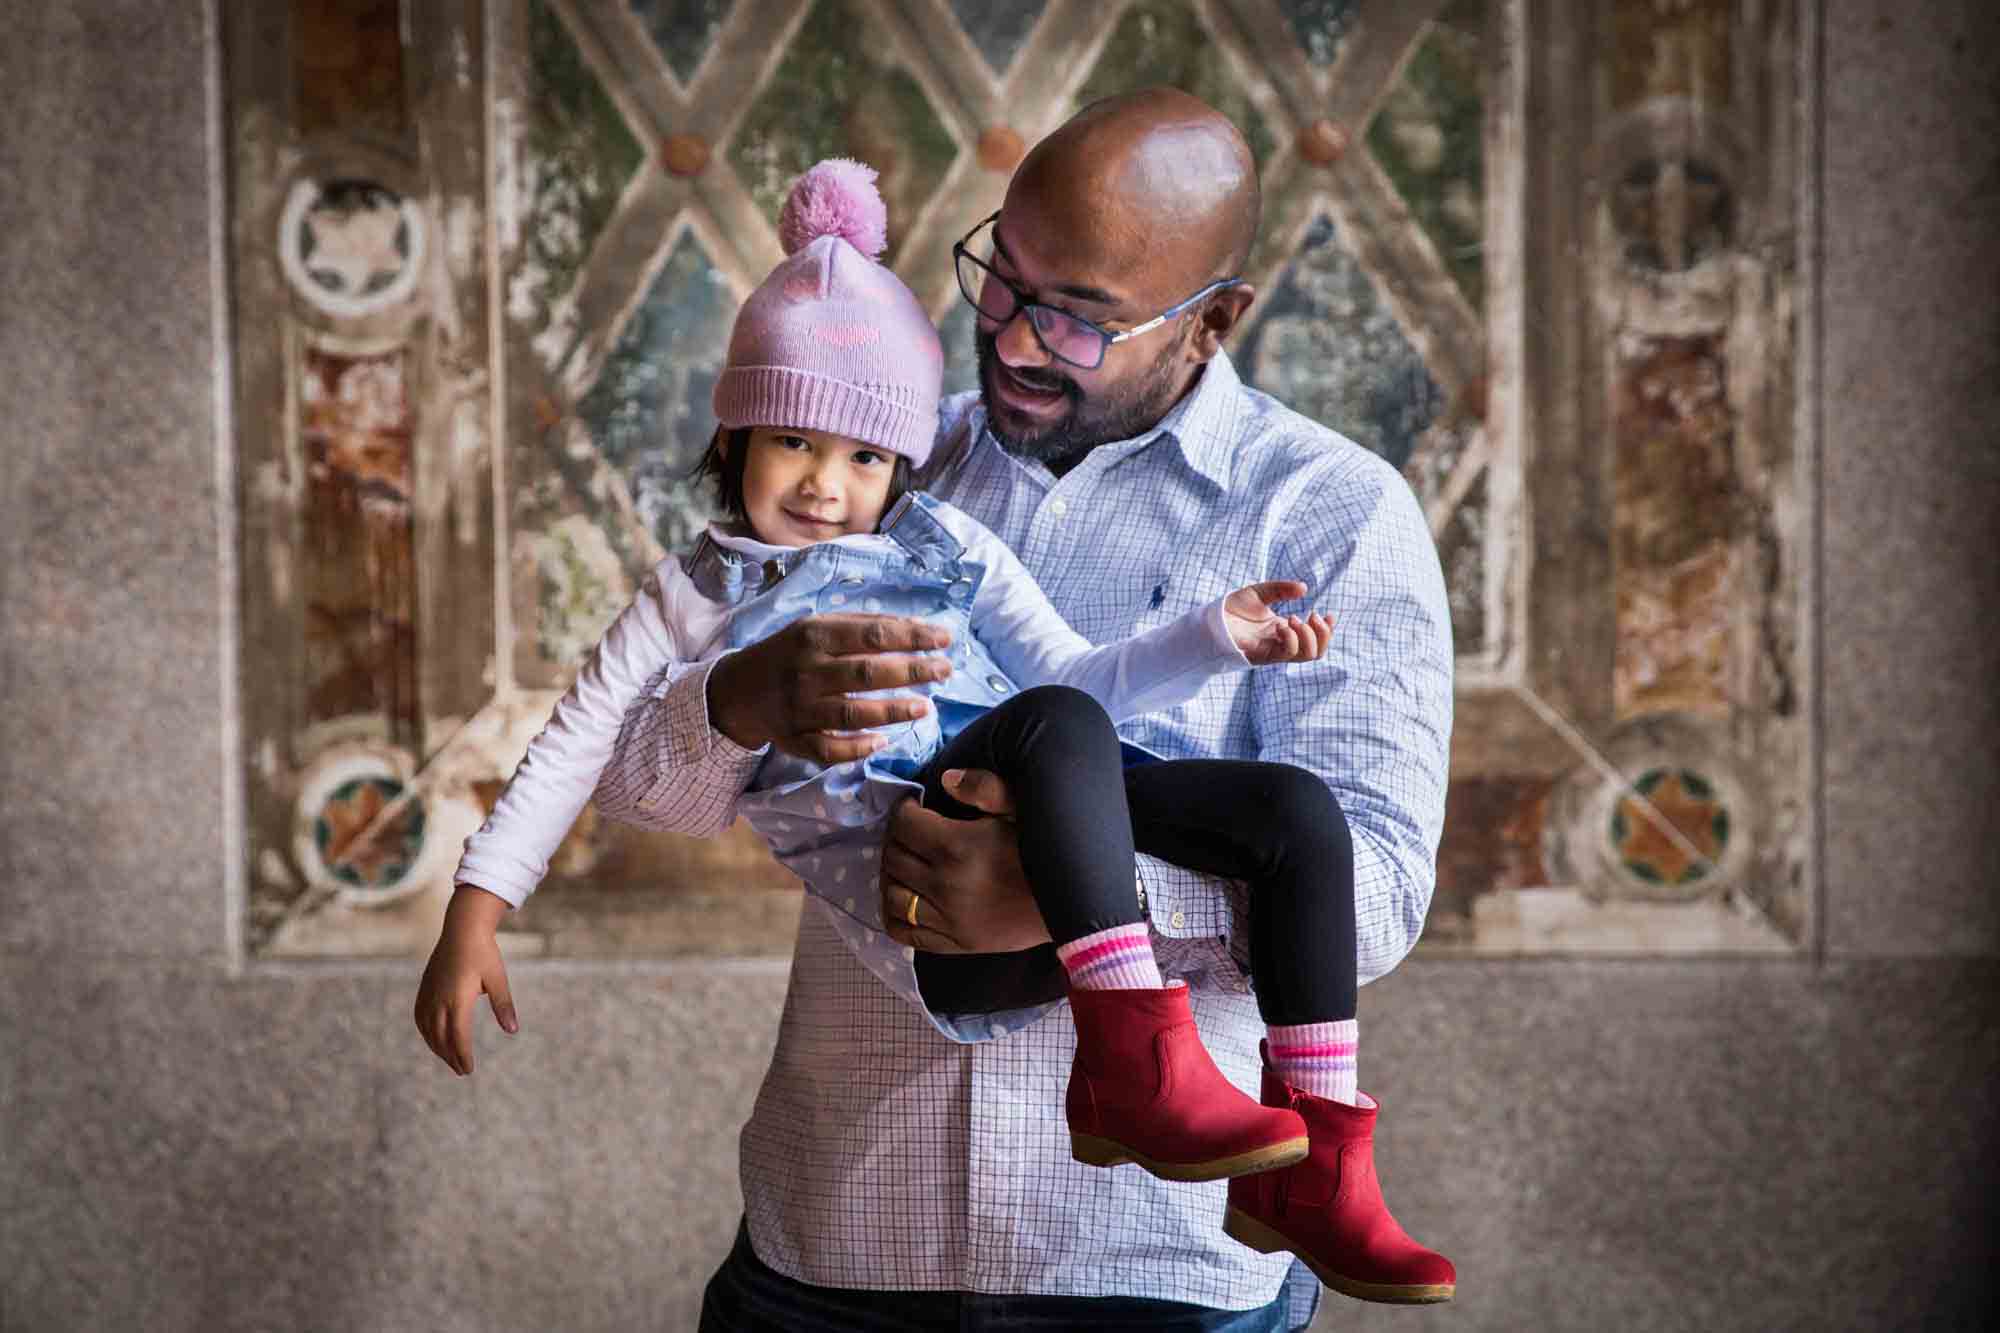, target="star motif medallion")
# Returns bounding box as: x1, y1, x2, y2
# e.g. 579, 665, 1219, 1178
1609, 768, 1730, 886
